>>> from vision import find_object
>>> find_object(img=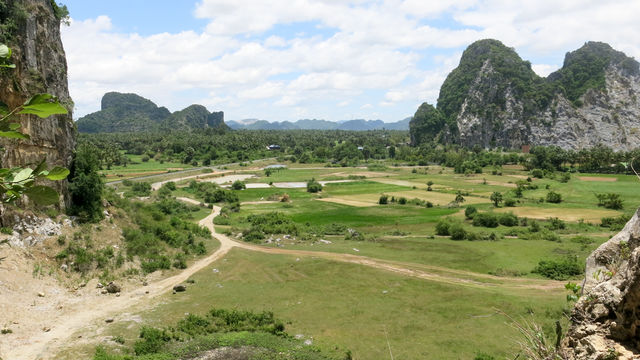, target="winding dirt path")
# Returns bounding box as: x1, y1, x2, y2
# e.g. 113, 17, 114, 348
7, 200, 563, 359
